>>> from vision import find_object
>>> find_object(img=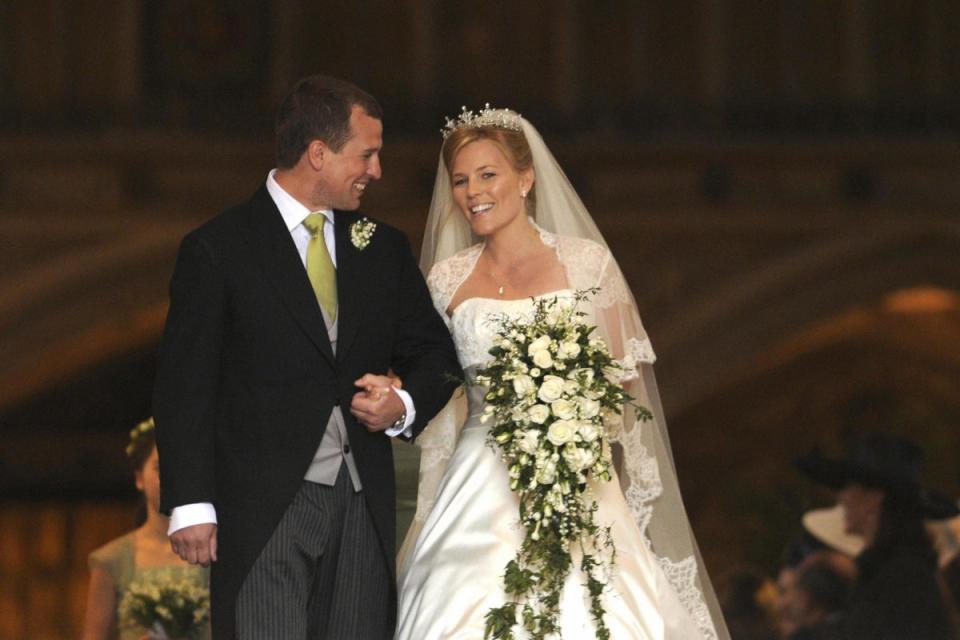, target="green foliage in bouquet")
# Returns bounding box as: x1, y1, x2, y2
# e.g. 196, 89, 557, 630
118, 571, 210, 639
474, 289, 651, 639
